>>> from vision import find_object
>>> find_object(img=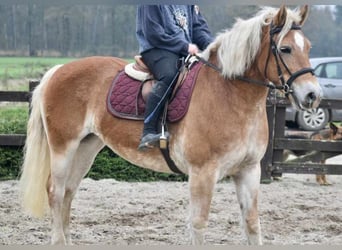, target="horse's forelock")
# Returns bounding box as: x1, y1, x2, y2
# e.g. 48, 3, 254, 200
202, 6, 303, 79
